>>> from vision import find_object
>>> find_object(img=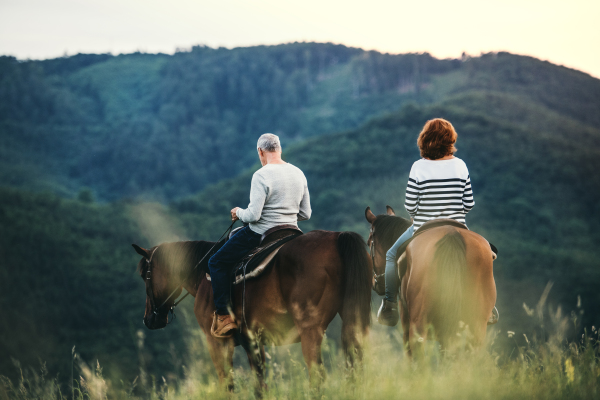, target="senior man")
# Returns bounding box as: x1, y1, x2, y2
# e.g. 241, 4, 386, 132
209, 133, 312, 338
